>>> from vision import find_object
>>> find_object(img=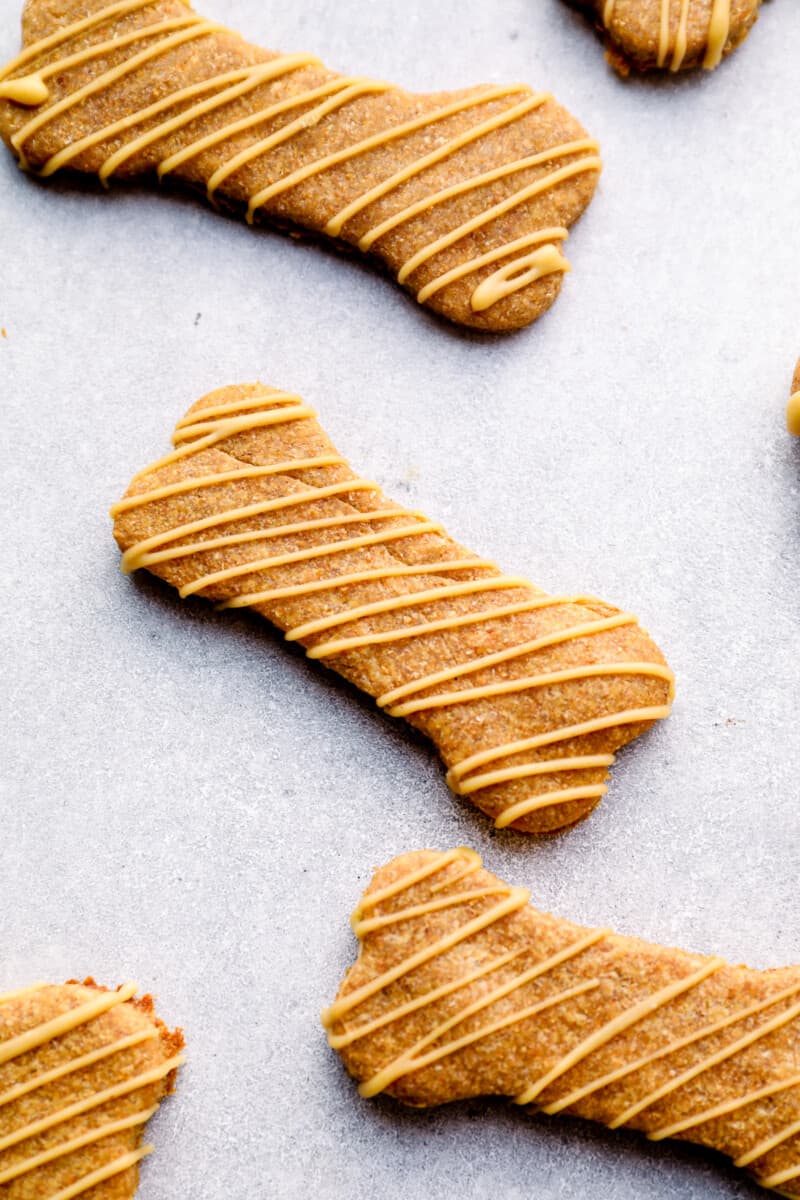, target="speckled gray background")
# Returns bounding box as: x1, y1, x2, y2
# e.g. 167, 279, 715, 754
1, 1, 799, 1197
